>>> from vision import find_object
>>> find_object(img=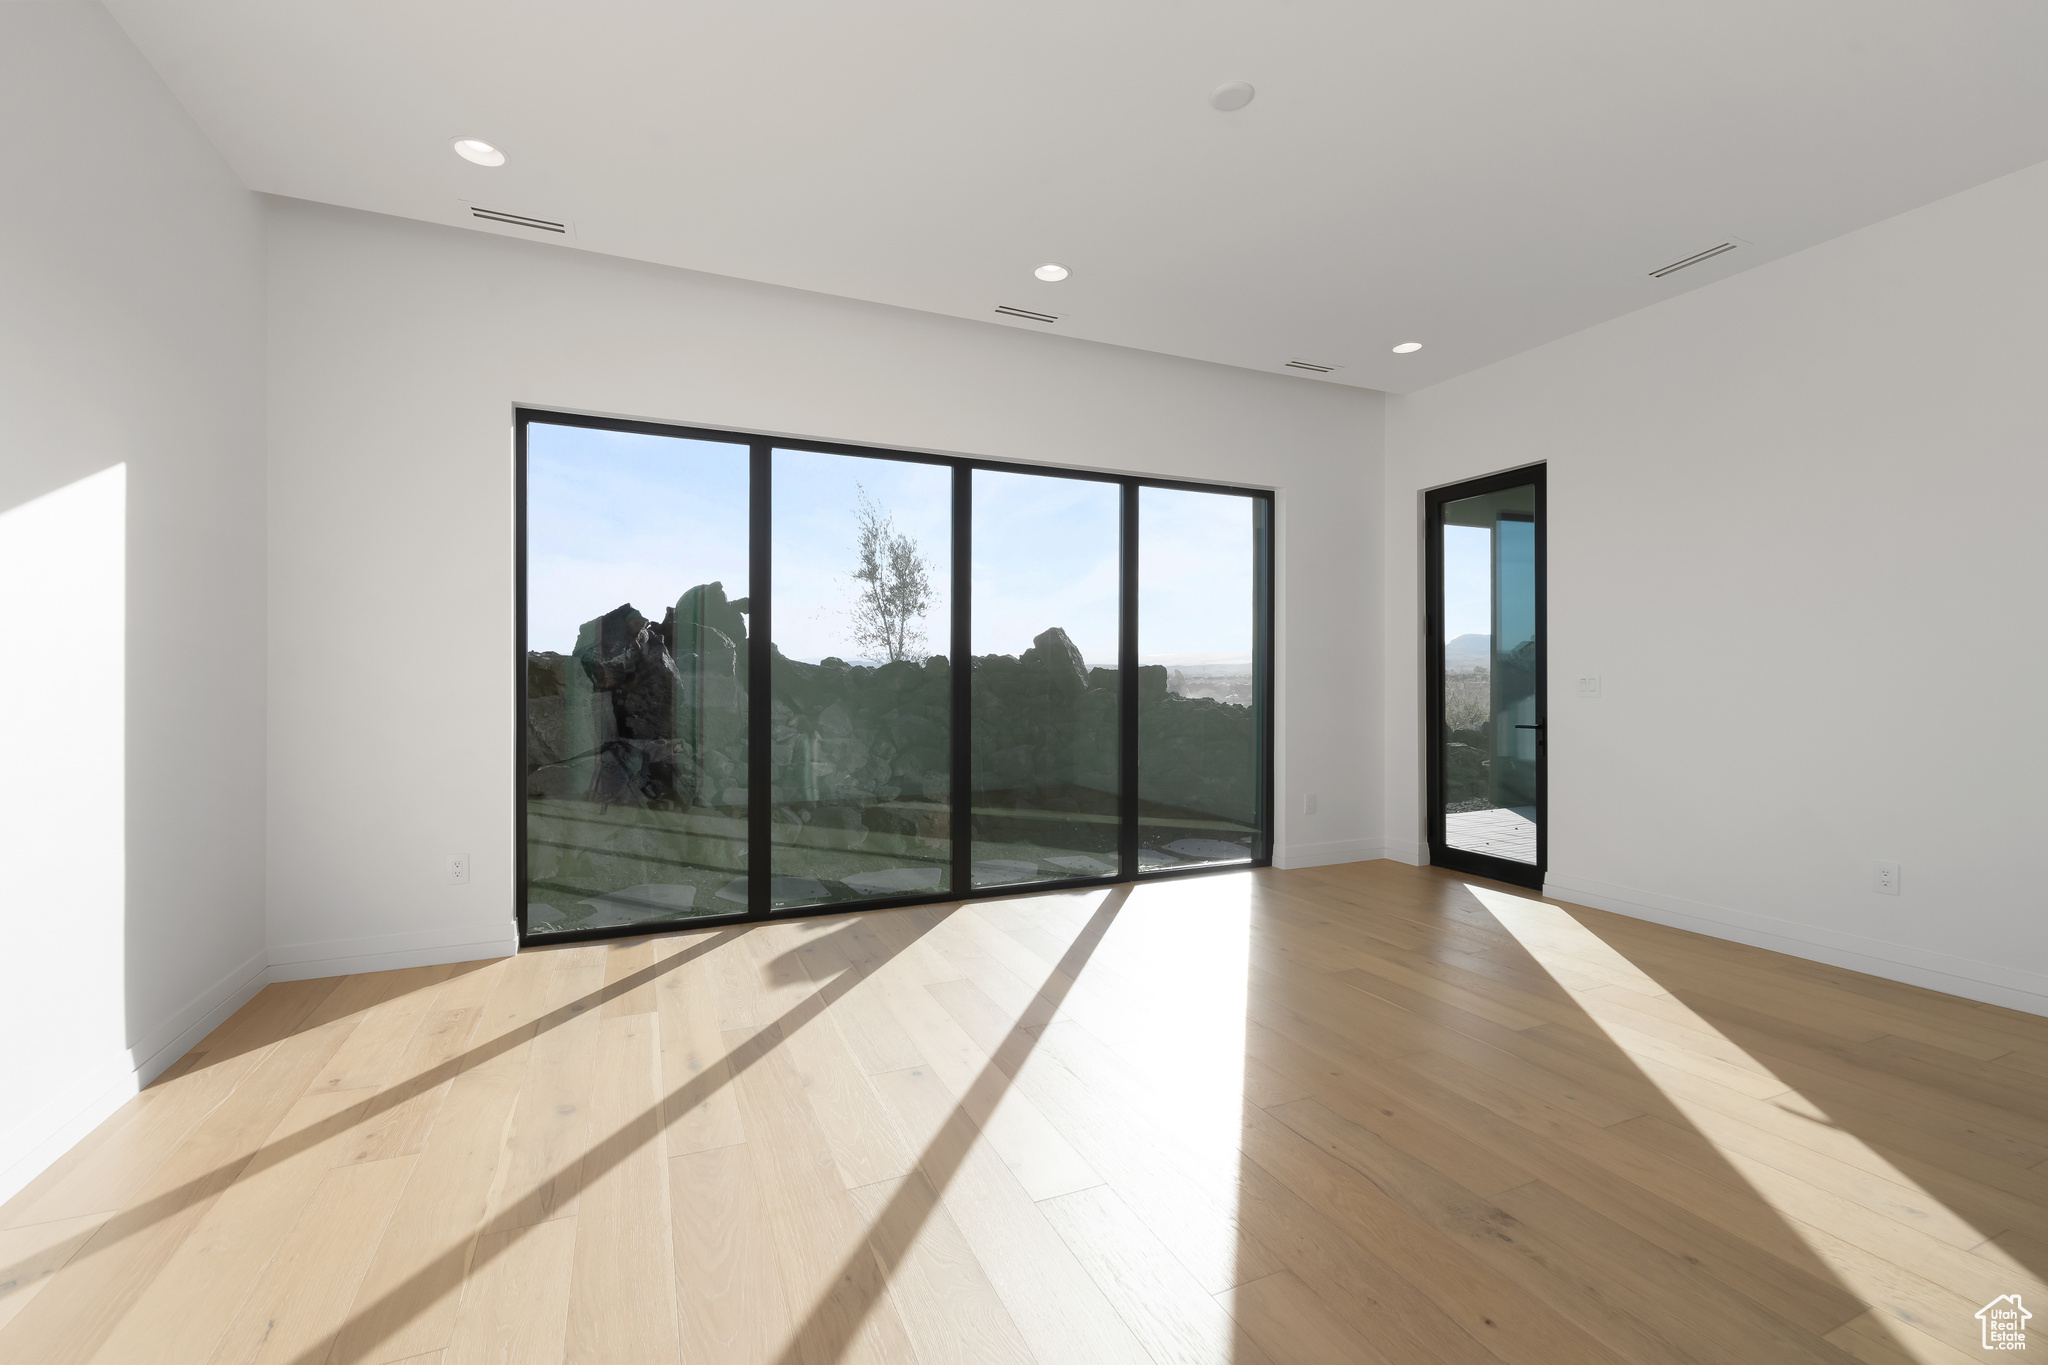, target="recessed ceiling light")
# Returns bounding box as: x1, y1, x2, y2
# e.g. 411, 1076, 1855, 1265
451, 138, 505, 167
1391, 341, 1423, 354
1210, 81, 1256, 112
1034, 263, 1070, 282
